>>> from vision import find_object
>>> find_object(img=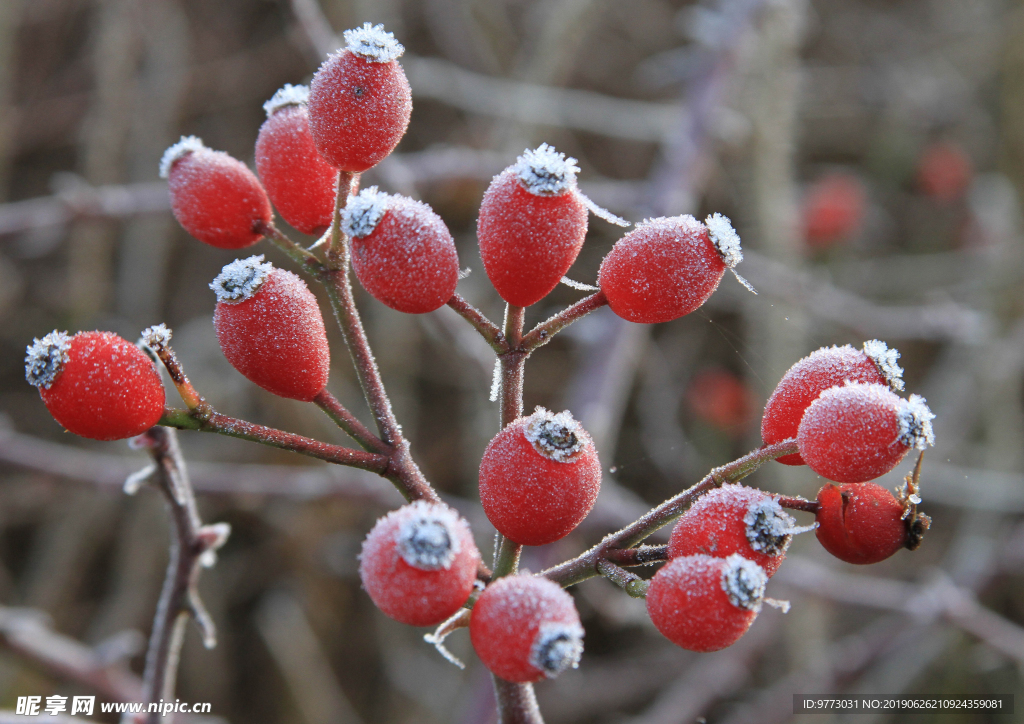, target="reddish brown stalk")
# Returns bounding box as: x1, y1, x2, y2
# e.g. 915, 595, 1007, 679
777, 495, 820, 514
521, 290, 608, 352
313, 388, 390, 454
447, 293, 509, 353
539, 439, 800, 589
